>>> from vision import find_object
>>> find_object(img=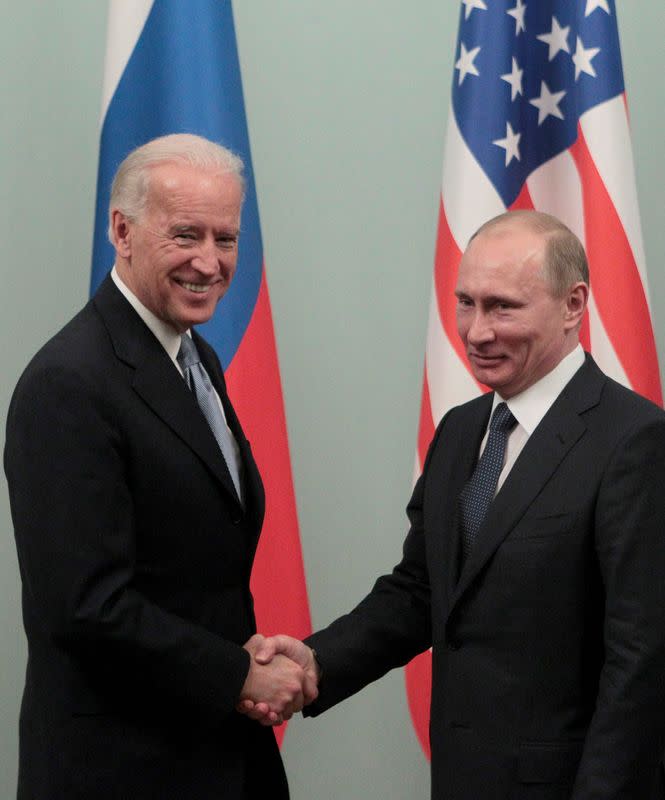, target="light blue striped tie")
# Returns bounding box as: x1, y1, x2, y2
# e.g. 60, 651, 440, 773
177, 334, 242, 503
